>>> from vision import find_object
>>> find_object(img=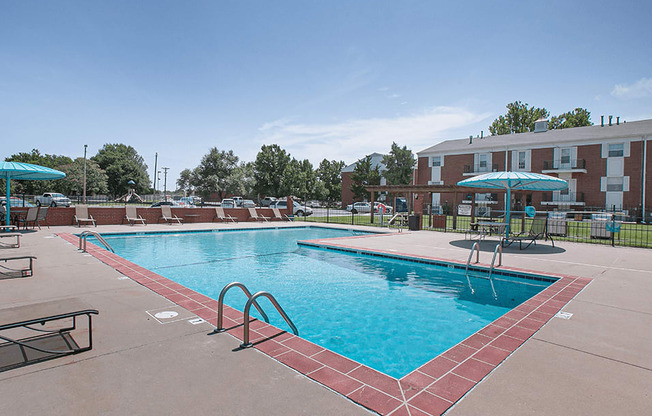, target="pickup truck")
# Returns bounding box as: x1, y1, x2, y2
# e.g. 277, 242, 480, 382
34, 193, 71, 207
